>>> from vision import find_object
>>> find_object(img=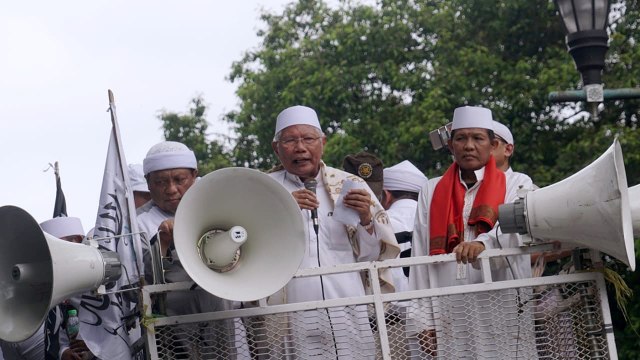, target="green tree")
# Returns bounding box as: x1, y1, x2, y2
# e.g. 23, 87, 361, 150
159, 96, 232, 175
